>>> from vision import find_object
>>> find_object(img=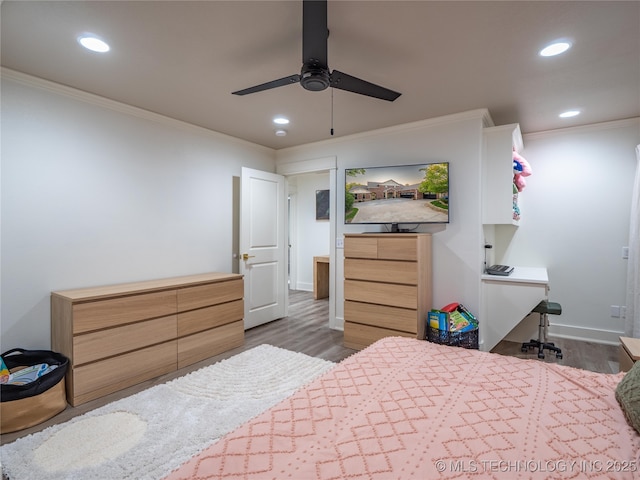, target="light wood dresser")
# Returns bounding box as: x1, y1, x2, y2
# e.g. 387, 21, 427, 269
619, 336, 640, 372
343, 233, 432, 350
51, 272, 244, 406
